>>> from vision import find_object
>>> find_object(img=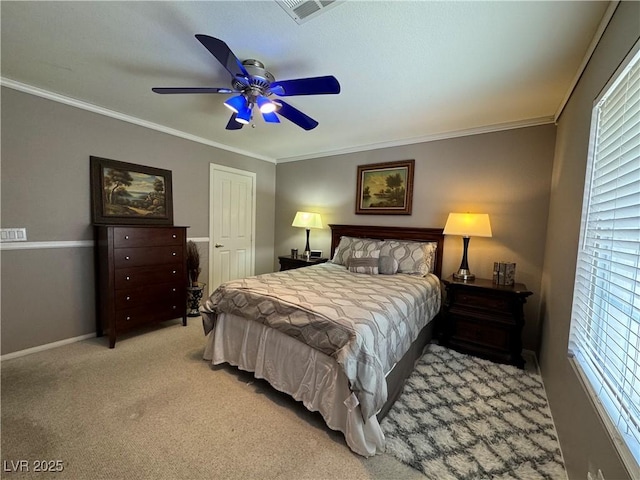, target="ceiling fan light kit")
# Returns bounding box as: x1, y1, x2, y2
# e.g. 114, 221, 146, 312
223, 94, 247, 114
153, 35, 340, 131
